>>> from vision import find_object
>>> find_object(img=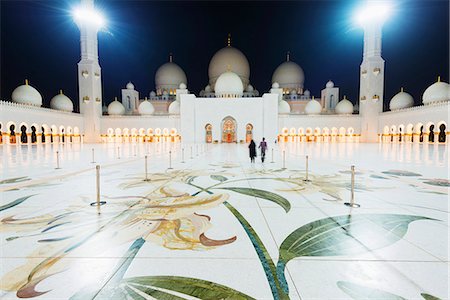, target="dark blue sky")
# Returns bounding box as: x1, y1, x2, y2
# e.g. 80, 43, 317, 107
1, 0, 448, 112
